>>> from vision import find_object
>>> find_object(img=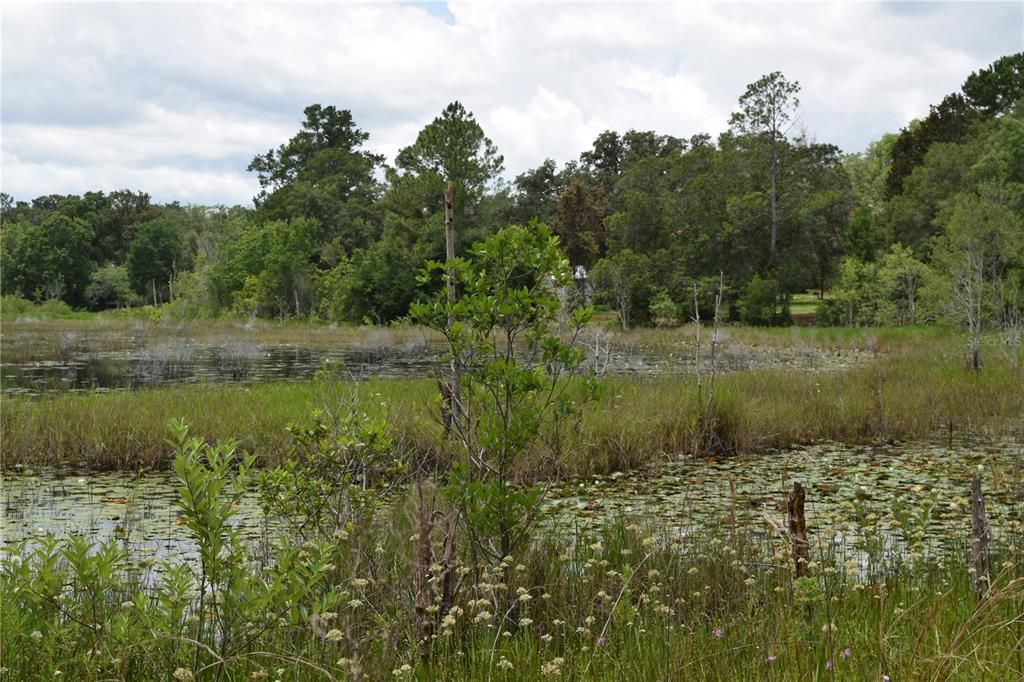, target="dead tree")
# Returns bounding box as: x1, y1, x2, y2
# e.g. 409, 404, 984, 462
788, 482, 810, 578
970, 474, 992, 598
413, 483, 462, 664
